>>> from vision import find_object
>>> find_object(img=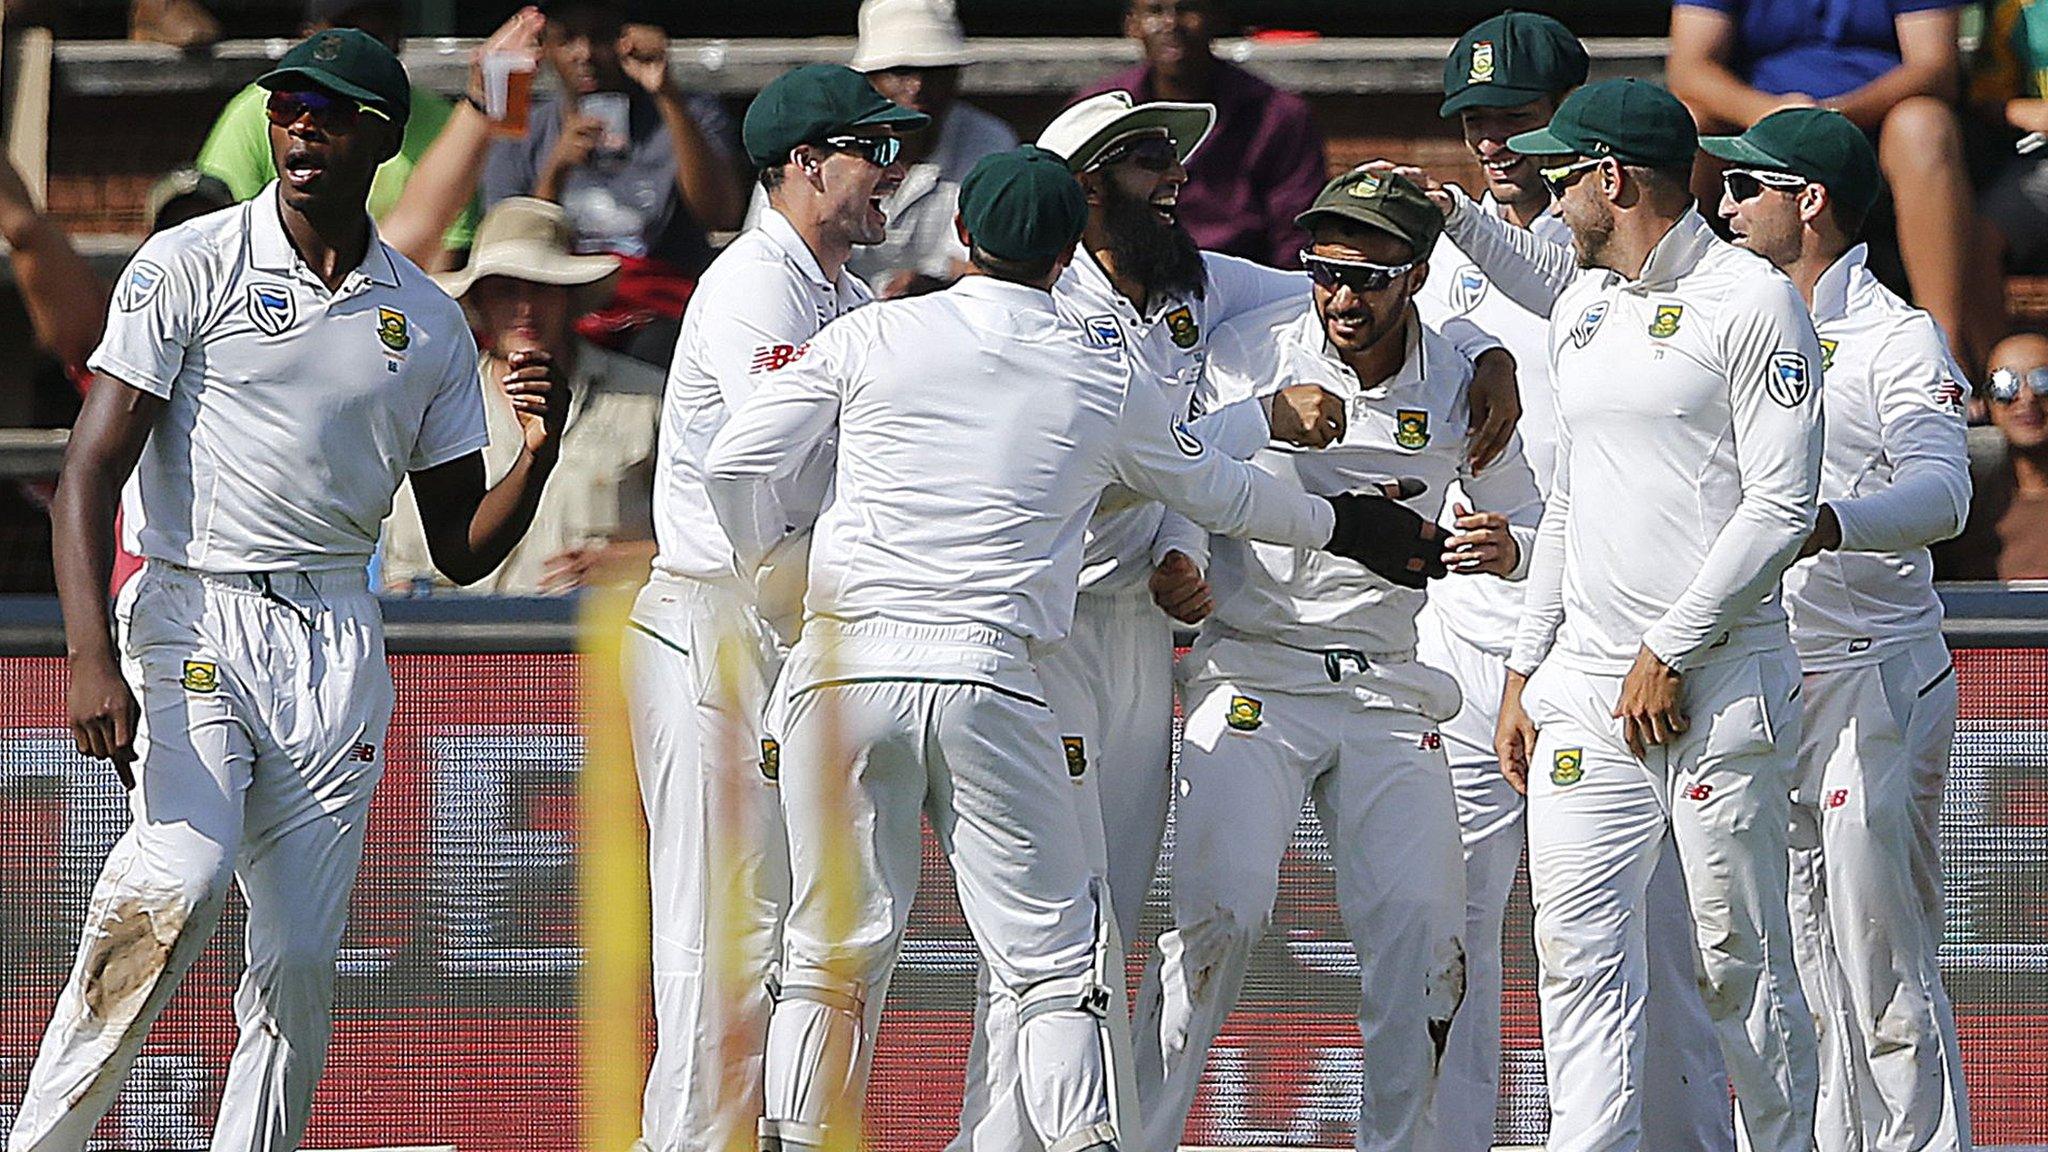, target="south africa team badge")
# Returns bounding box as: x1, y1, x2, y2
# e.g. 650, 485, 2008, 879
1226, 695, 1264, 731
1648, 304, 1684, 338
1164, 305, 1199, 349
1396, 408, 1430, 449
1468, 40, 1496, 84
1062, 736, 1087, 779
759, 738, 780, 782
377, 306, 410, 352
1551, 747, 1584, 787
181, 660, 218, 694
